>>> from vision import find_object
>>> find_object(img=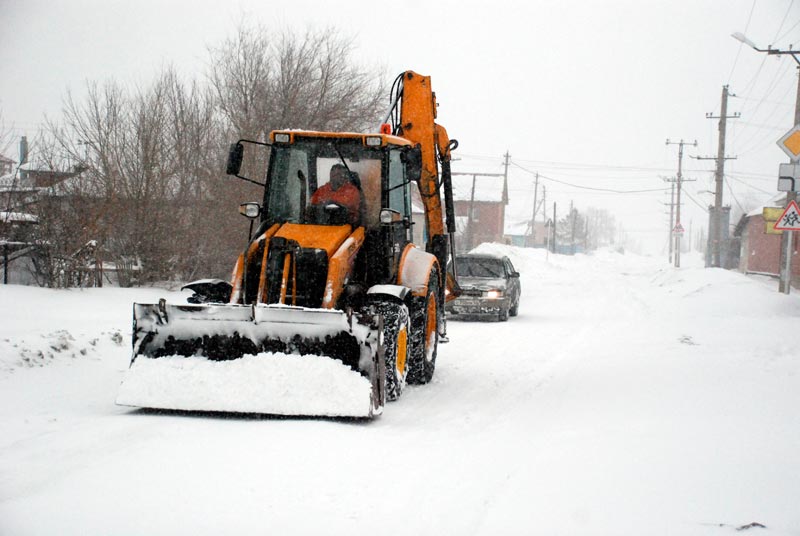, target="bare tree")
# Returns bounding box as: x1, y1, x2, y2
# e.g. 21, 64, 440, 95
0, 110, 14, 160
585, 207, 617, 250
208, 24, 386, 141
29, 24, 388, 287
